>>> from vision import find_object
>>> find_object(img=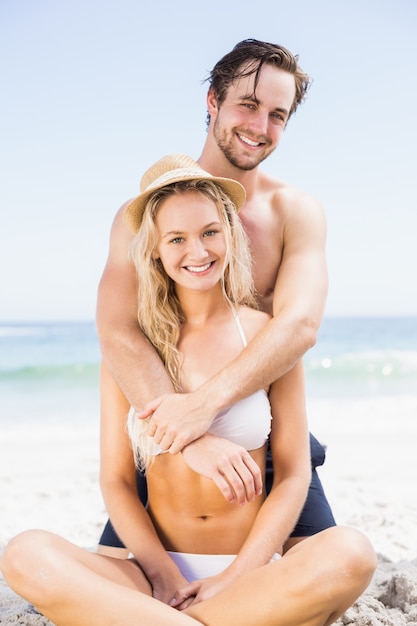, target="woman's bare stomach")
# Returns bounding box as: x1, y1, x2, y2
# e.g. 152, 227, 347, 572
146, 447, 266, 554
